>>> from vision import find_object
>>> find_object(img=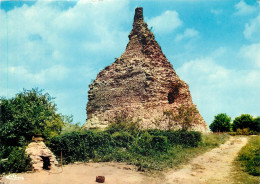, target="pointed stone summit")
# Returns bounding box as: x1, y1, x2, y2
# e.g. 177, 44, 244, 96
85, 7, 208, 132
